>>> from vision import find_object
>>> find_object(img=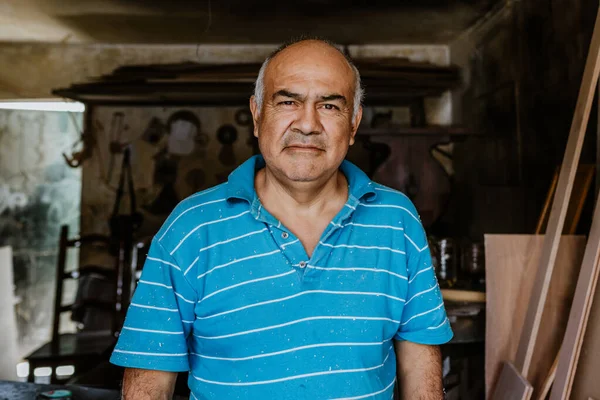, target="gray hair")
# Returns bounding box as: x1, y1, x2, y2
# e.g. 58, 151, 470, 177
253, 38, 364, 120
